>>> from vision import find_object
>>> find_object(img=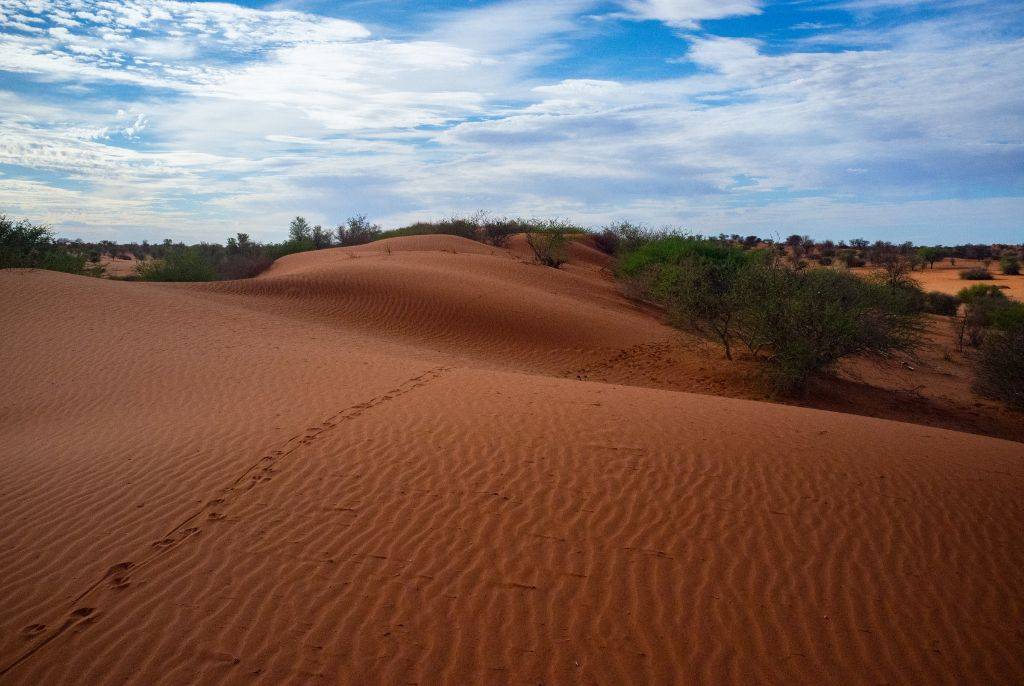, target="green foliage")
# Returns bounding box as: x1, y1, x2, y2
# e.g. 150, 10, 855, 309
753, 268, 924, 393
378, 217, 479, 241
957, 284, 1006, 304
975, 316, 1024, 409
263, 238, 315, 261
923, 291, 960, 316
989, 300, 1024, 332
0, 214, 94, 275
593, 221, 662, 256
960, 267, 993, 280
617, 236, 924, 393
618, 237, 759, 359
1000, 253, 1020, 275
336, 215, 382, 246
137, 247, 217, 282
288, 216, 312, 242
526, 228, 569, 268
917, 246, 943, 268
